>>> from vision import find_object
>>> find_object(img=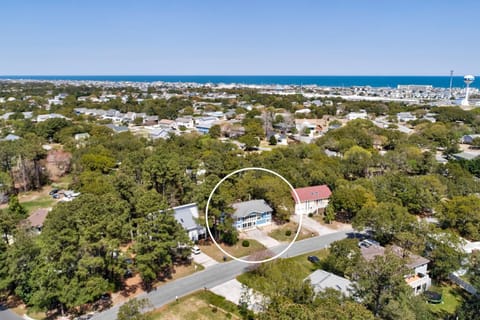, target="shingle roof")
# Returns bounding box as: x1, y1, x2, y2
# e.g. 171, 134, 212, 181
232, 200, 273, 218
291, 185, 332, 203
359, 241, 430, 269
173, 203, 202, 231
306, 270, 353, 296
26, 208, 49, 228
